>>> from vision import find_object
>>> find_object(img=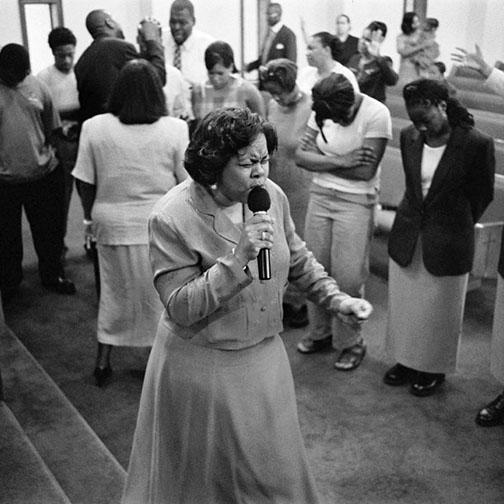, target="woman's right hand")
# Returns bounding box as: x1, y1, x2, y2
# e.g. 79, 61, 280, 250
233, 213, 274, 266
